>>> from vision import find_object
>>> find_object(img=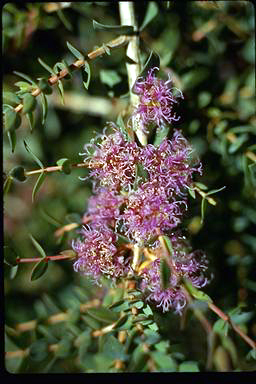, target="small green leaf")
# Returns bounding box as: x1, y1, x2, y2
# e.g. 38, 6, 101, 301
15, 81, 32, 91
92, 19, 134, 35
38, 57, 55, 75
116, 113, 132, 142
3, 91, 21, 105
194, 182, 208, 190
29, 340, 48, 361
32, 172, 47, 202
160, 259, 171, 290
7, 130, 17, 153
4, 109, 21, 132
54, 338, 72, 358
39, 208, 62, 227
22, 93, 37, 113
86, 307, 120, 324
246, 348, 256, 361
99, 69, 121, 88
213, 318, 229, 336
56, 158, 72, 174
184, 280, 213, 303
188, 188, 196, 199
134, 51, 160, 86
26, 111, 35, 132
82, 61, 91, 90
153, 125, 170, 146
200, 197, 206, 224
13, 71, 37, 86
4, 246, 18, 266
162, 235, 174, 256
56, 80, 65, 104
134, 163, 149, 190
24, 140, 44, 168
139, 2, 159, 31
4, 175, 13, 195
57, 9, 73, 31
179, 361, 200, 372
66, 41, 84, 60
102, 335, 127, 360
206, 186, 226, 196
9, 166, 27, 182
40, 92, 48, 125
38, 78, 52, 94
151, 351, 177, 371
228, 134, 249, 154
30, 259, 48, 281
10, 265, 19, 279
29, 234, 46, 258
